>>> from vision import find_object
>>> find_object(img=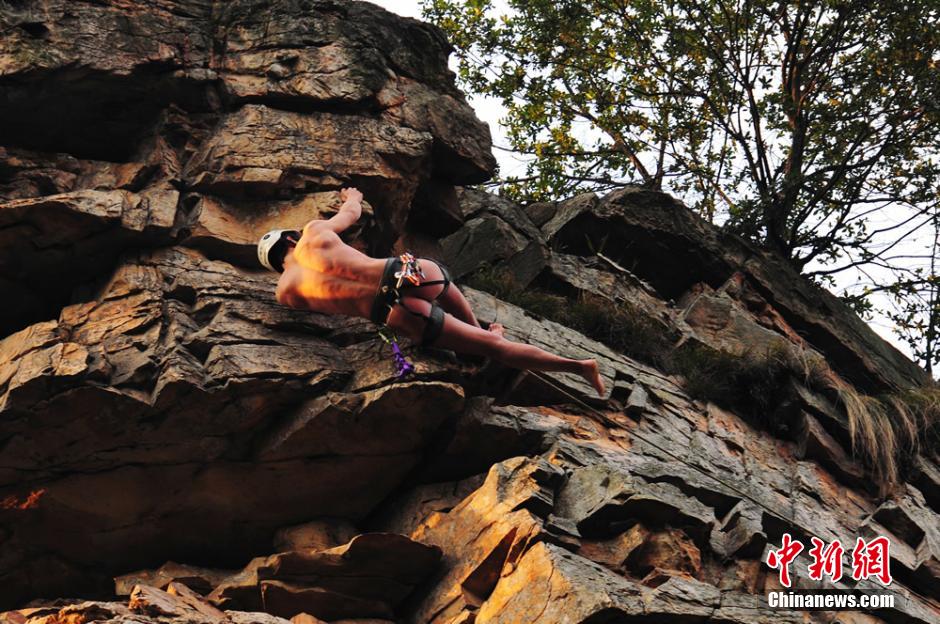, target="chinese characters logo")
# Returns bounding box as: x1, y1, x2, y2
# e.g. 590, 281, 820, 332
766, 534, 892, 587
